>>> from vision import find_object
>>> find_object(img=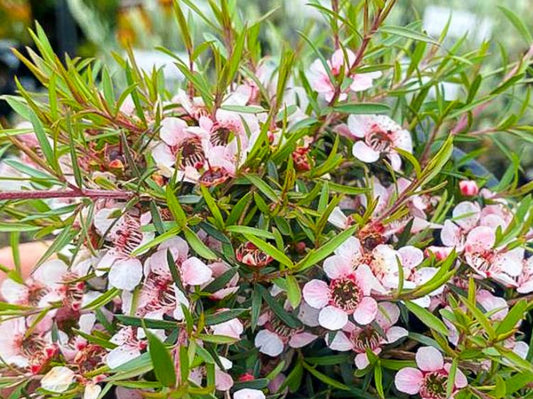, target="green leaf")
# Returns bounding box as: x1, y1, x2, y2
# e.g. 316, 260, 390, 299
146, 330, 177, 387
197, 334, 239, 344
296, 225, 357, 271
285, 275, 302, 308
183, 227, 217, 260
200, 185, 225, 229
244, 174, 279, 203
115, 316, 177, 330
498, 6, 533, 45
404, 301, 448, 336
166, 185, 187, 227
204, 309, 247, 326
258, 285, 301, 329
459, 296, 496, 340
505, 371, 533, 395
496, 299, 527, 336
302, 362, 350, 390
381, 25, 440, 44
226, 225, 275, 240
243, 234, 294, 268
332, 102, 390, 115
83, 288, 120, 310
28, 110, 59, 173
